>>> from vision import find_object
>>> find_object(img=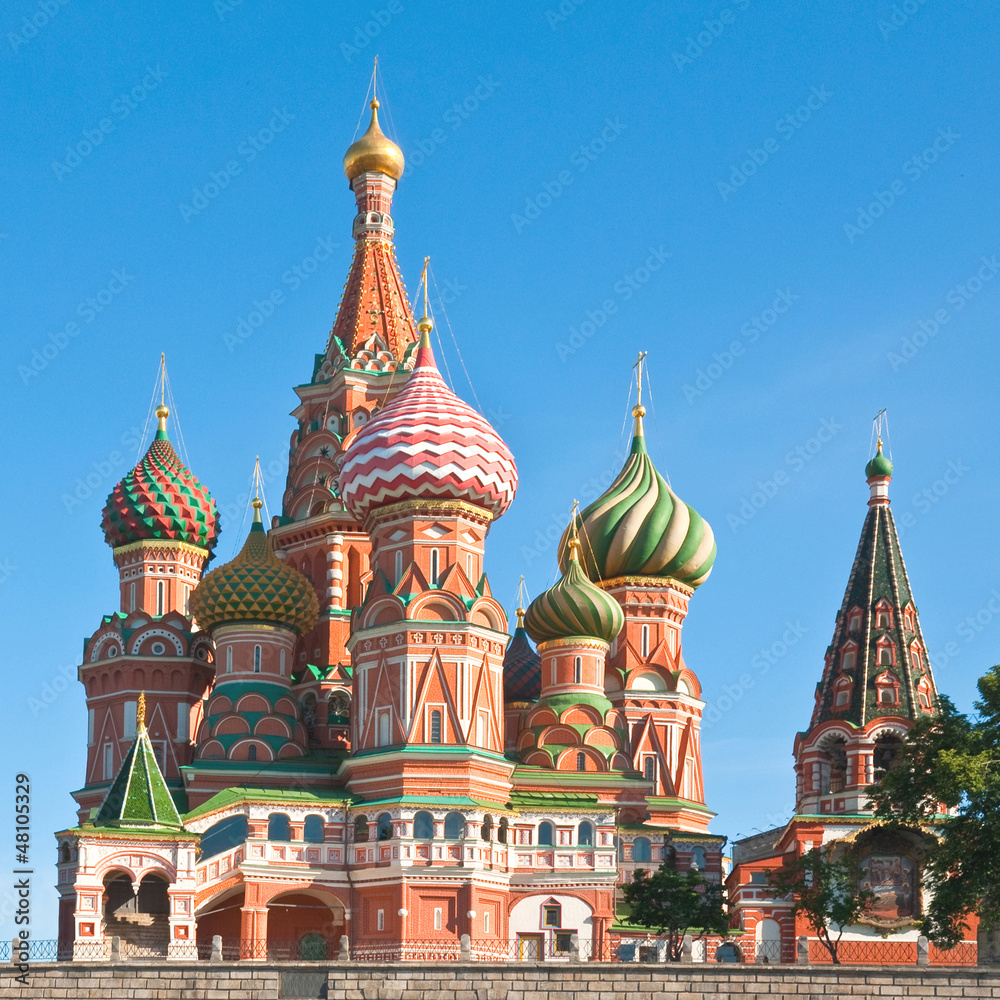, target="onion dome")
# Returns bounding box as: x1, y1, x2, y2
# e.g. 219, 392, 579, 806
338, 321, 517, 521
102, 405, 219, 553
866, 439, 893, 479
525, 529, 625, 645
189, 500, 318, 634
559, 405, 715, 588
503, 608, 542, 703
343, 98, 404, 181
